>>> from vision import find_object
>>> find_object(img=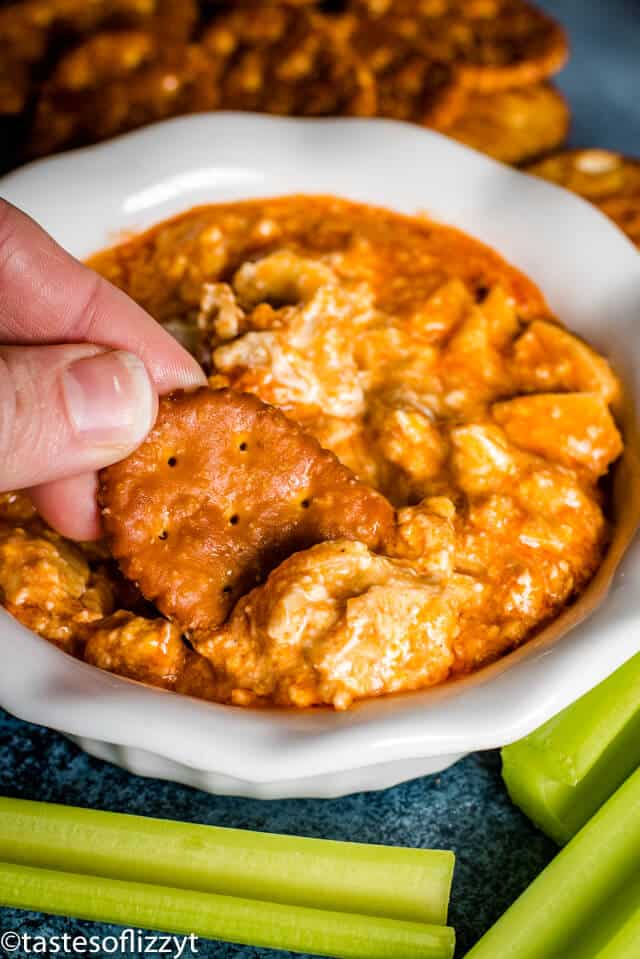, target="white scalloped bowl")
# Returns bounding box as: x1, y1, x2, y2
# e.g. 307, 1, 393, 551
1, 114, 639, 799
